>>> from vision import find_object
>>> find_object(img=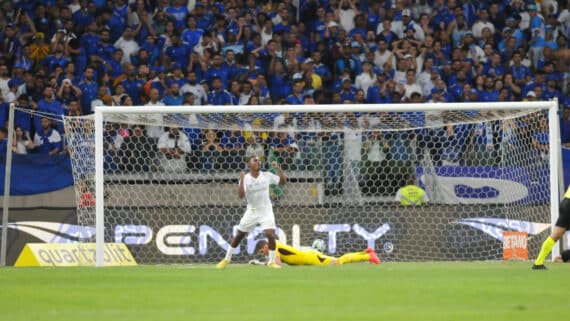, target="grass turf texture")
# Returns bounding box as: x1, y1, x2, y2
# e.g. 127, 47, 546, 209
1, 262, 568, 321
